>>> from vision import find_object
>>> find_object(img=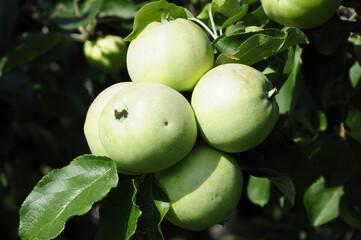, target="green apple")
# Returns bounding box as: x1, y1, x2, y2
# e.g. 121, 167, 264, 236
84, 35, 128, 73
260, 0, 342, 29
98, 82, 197, 174
191, 63, 279, 153
126, 18, 214, 92
84, 81, 133, 157
83, 82, 138, 175
155, 144, 243, 231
